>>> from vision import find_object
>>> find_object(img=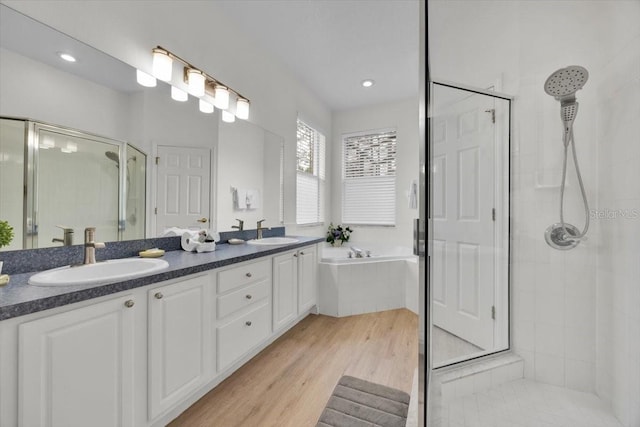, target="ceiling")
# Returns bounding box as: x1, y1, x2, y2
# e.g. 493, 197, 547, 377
215, 0, 420, 111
